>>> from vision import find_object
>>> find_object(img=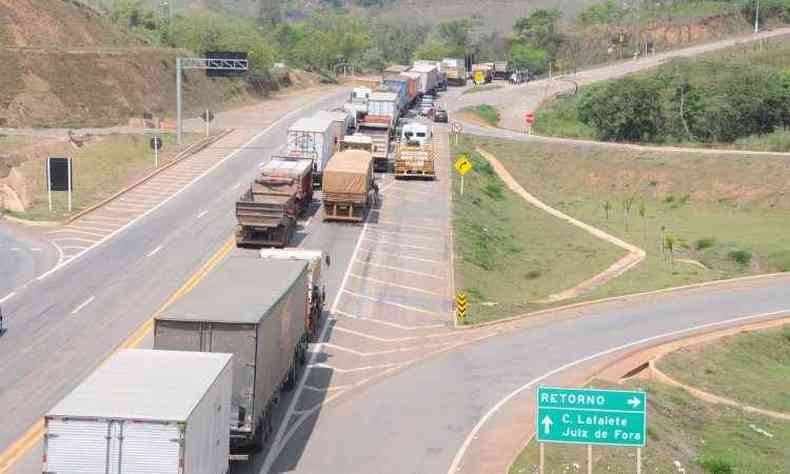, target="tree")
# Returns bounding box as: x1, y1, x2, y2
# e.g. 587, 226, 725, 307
577, 77, 664, 141
509, 40, 548, 74
414, 36, 452, 61
623, 196, 635, 231
513, 9, 563, 55
664, 233, 676, 268
577, 0, 623, 27
436, 20, 472, 57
